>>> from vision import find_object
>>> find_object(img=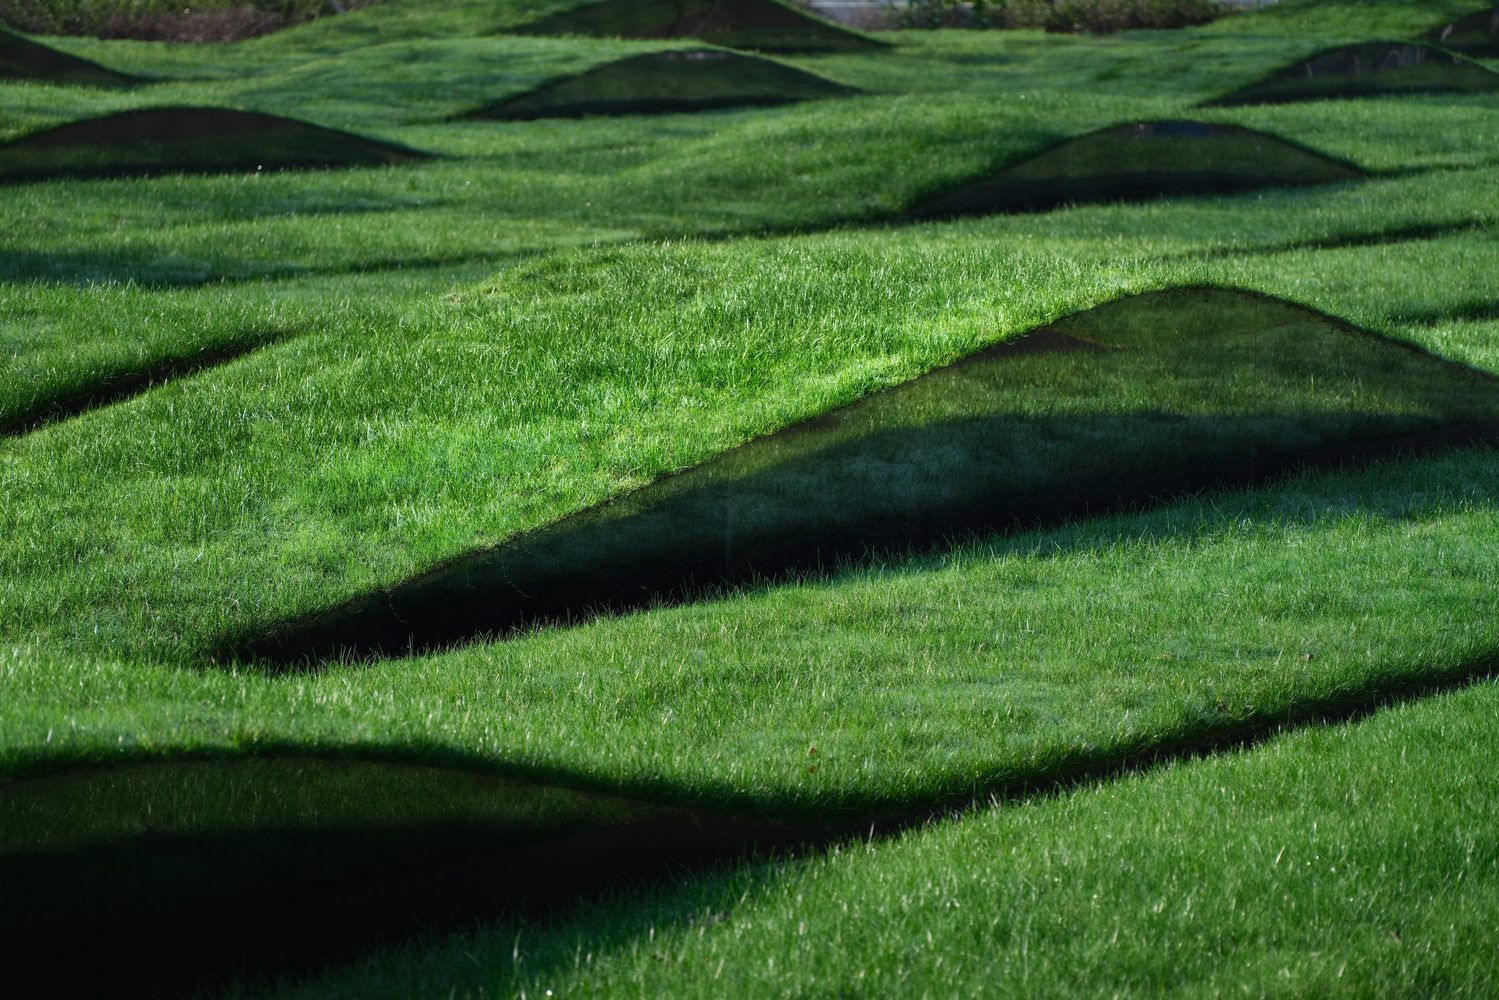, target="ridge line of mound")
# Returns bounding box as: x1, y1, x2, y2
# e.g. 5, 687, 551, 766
1205, 41, 1499, 106
0, 106, 429, 182
467, 47, 860, 120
